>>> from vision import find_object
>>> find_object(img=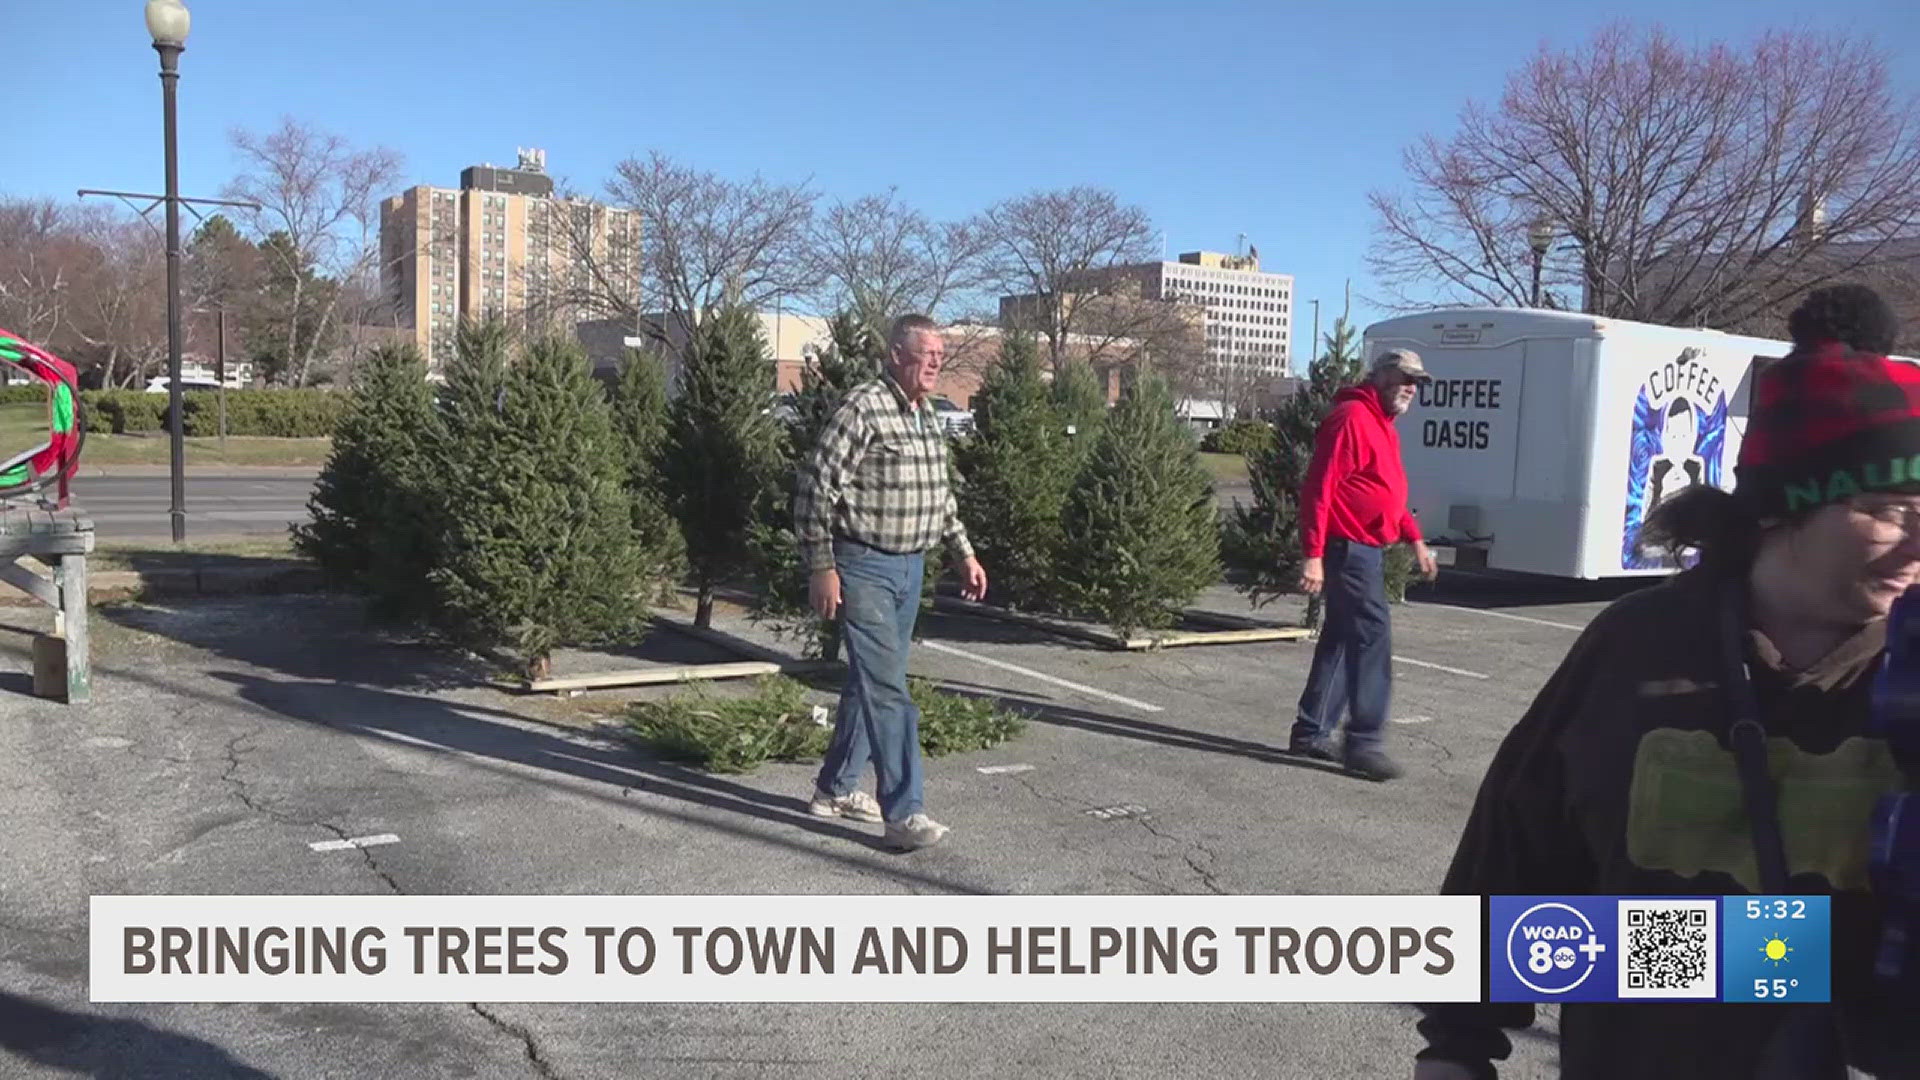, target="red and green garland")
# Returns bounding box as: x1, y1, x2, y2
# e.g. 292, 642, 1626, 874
0, 329, 84, 505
